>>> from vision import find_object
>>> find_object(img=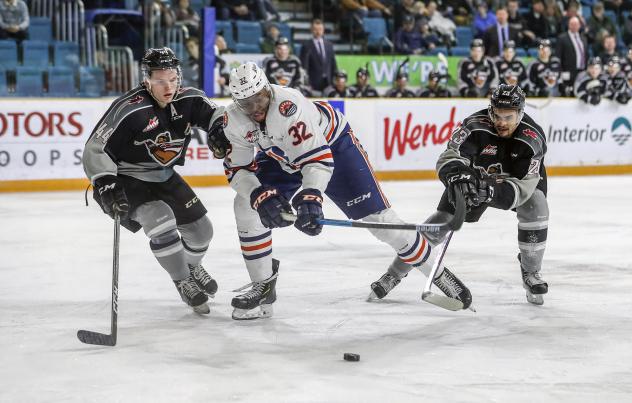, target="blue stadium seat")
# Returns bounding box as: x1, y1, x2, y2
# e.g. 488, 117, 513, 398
29, 17, 52, 42
79, 66, 106, 97
455, 26, 473, 47
450, 46, 470, 56
235, 20, 262, 44
216, 20, 235, 50
0, 40, 18, 70
22, 40, 50, 68
604, 10, 617, 23
516, 48, 528, 57
234, 43, 261, 53
53, 41, 80, 68
48, 66, 76, 97
15, 66, 44, 96
362, 17, 392, 51
293, 42, 302, 57
0, 69, 7, 96
427, 46, 448, 55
